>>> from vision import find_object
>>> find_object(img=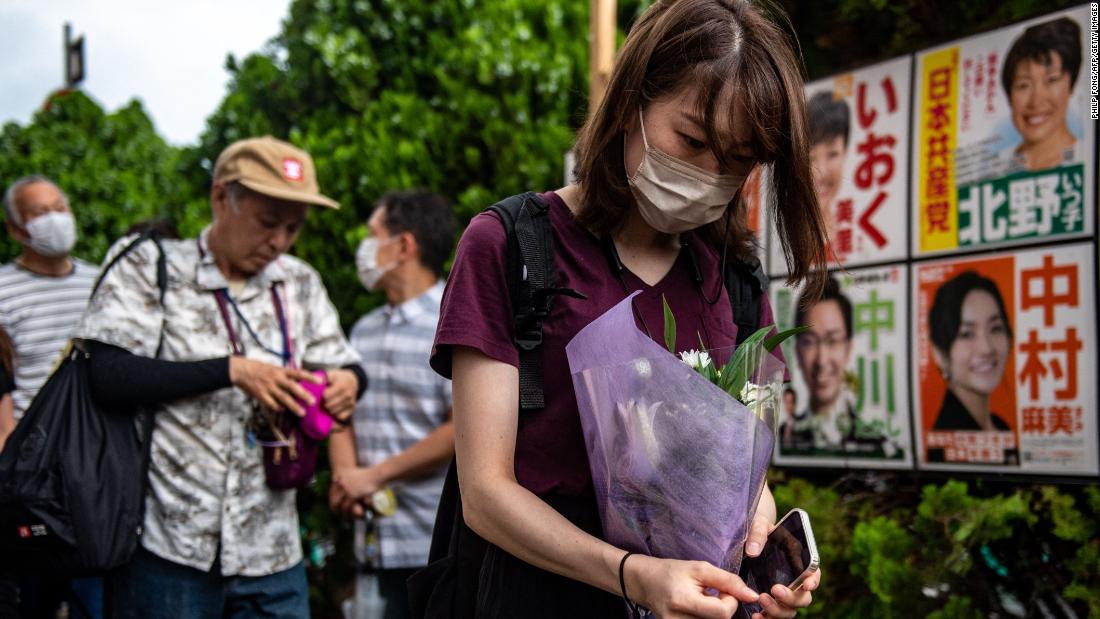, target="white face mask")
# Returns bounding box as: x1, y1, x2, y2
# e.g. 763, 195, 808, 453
356, 236, 400, 291
627, 108, 746, 234
24, 211, 77, 257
